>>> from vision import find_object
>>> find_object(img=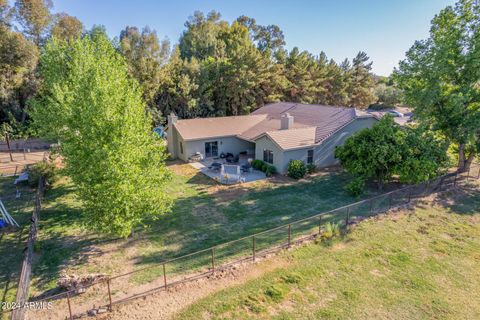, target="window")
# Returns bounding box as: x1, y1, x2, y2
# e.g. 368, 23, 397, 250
180, 142, 184, 154
307, 149, 314, 164
205, 141, 218, 157
263, 149, 273, 164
